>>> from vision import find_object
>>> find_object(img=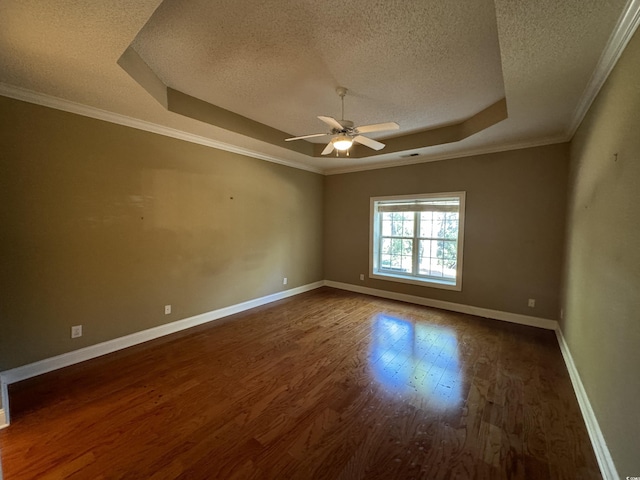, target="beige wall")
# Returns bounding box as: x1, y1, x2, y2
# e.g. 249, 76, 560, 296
563, 29, 640, 476
324, 144, 569, 320
0, 96, 324, 371
3, 30, 639, 471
